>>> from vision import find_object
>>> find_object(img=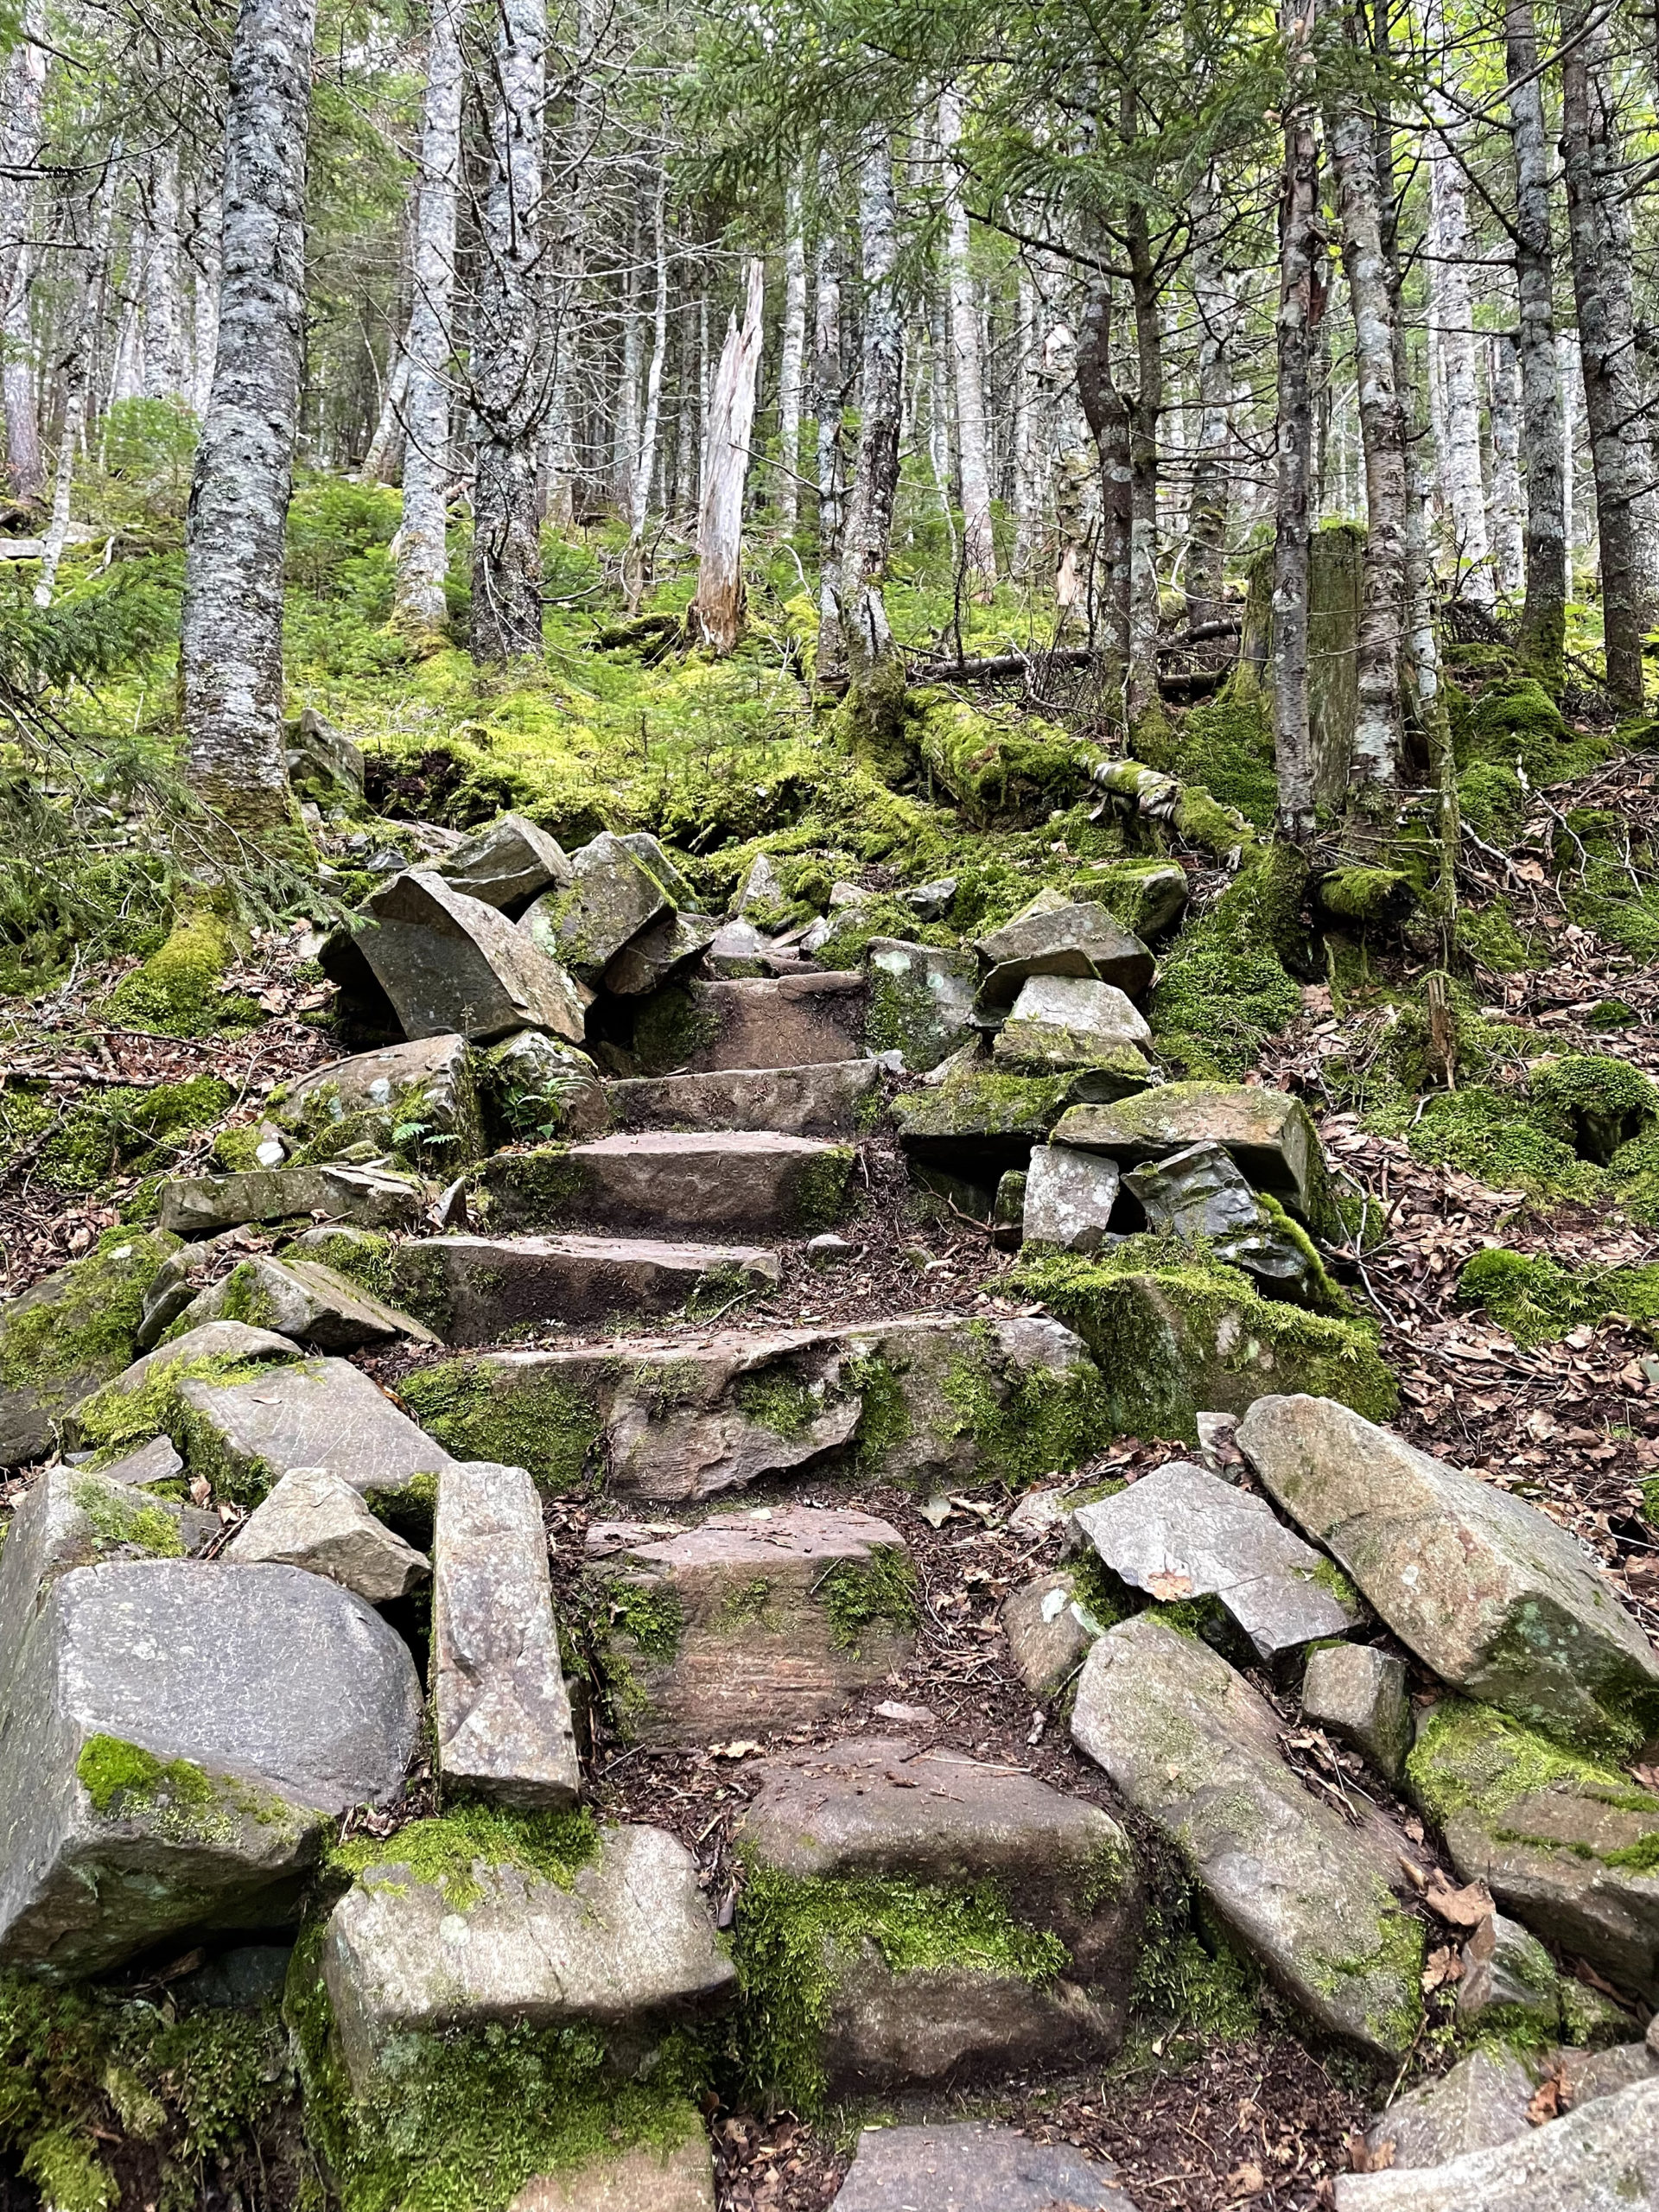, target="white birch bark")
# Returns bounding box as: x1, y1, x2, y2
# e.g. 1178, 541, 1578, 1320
469, 0, 550, 664
927, 295, 957, 556
542, 0, 595, 529
361, 346, 409, 483
1273, 0, 1322, 837
836, 130, 903, 680
35, 162, 118, 607
1488, 332, 1525, 597
189, 181, 221, 416
1010, 264, 1040, 579
180, 0, 319, 830
938, 86, 995, 596
1425, 0, 1491, 600
687, 257, 763, 654
143, 151, 188, 401
1504, 0, 1566, 681
776, 177, 807, 531
613, 217, 642, 516
813, 188, 846, 683
696, 287, 710, 512
392, 0, 462, 633
1186, 165, 1243, 635
623, 155, 669, 611
1559, 330, 1576, 586
0, 3, 46, 502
